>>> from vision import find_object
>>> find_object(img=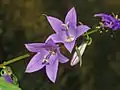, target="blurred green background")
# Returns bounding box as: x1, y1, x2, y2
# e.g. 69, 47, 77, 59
0, 0, 120, 90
